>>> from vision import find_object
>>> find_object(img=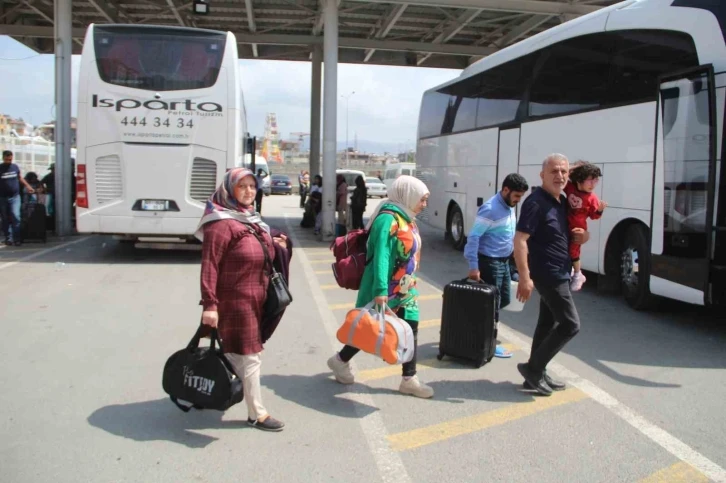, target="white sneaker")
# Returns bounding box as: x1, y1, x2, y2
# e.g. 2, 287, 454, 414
327, 354, 355, 384
399, 375, 434, 399
570, 271, 586, 291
